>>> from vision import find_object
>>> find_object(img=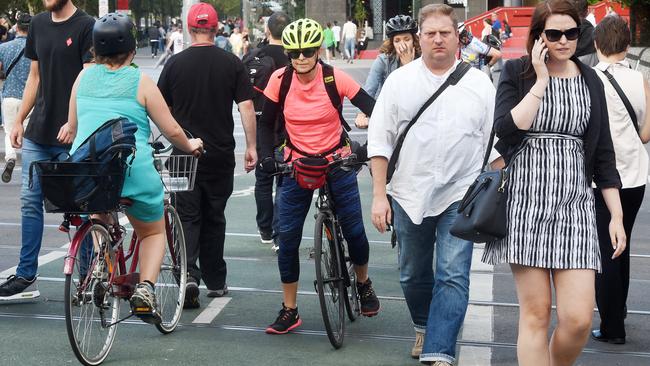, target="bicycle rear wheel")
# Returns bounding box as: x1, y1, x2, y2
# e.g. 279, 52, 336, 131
155, 204, 187, 334
314, 212, 345, 349
65, 223, 120, 366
